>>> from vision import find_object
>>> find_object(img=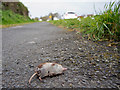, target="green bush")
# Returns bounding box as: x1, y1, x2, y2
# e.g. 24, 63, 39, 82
1, 10, 35, 25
